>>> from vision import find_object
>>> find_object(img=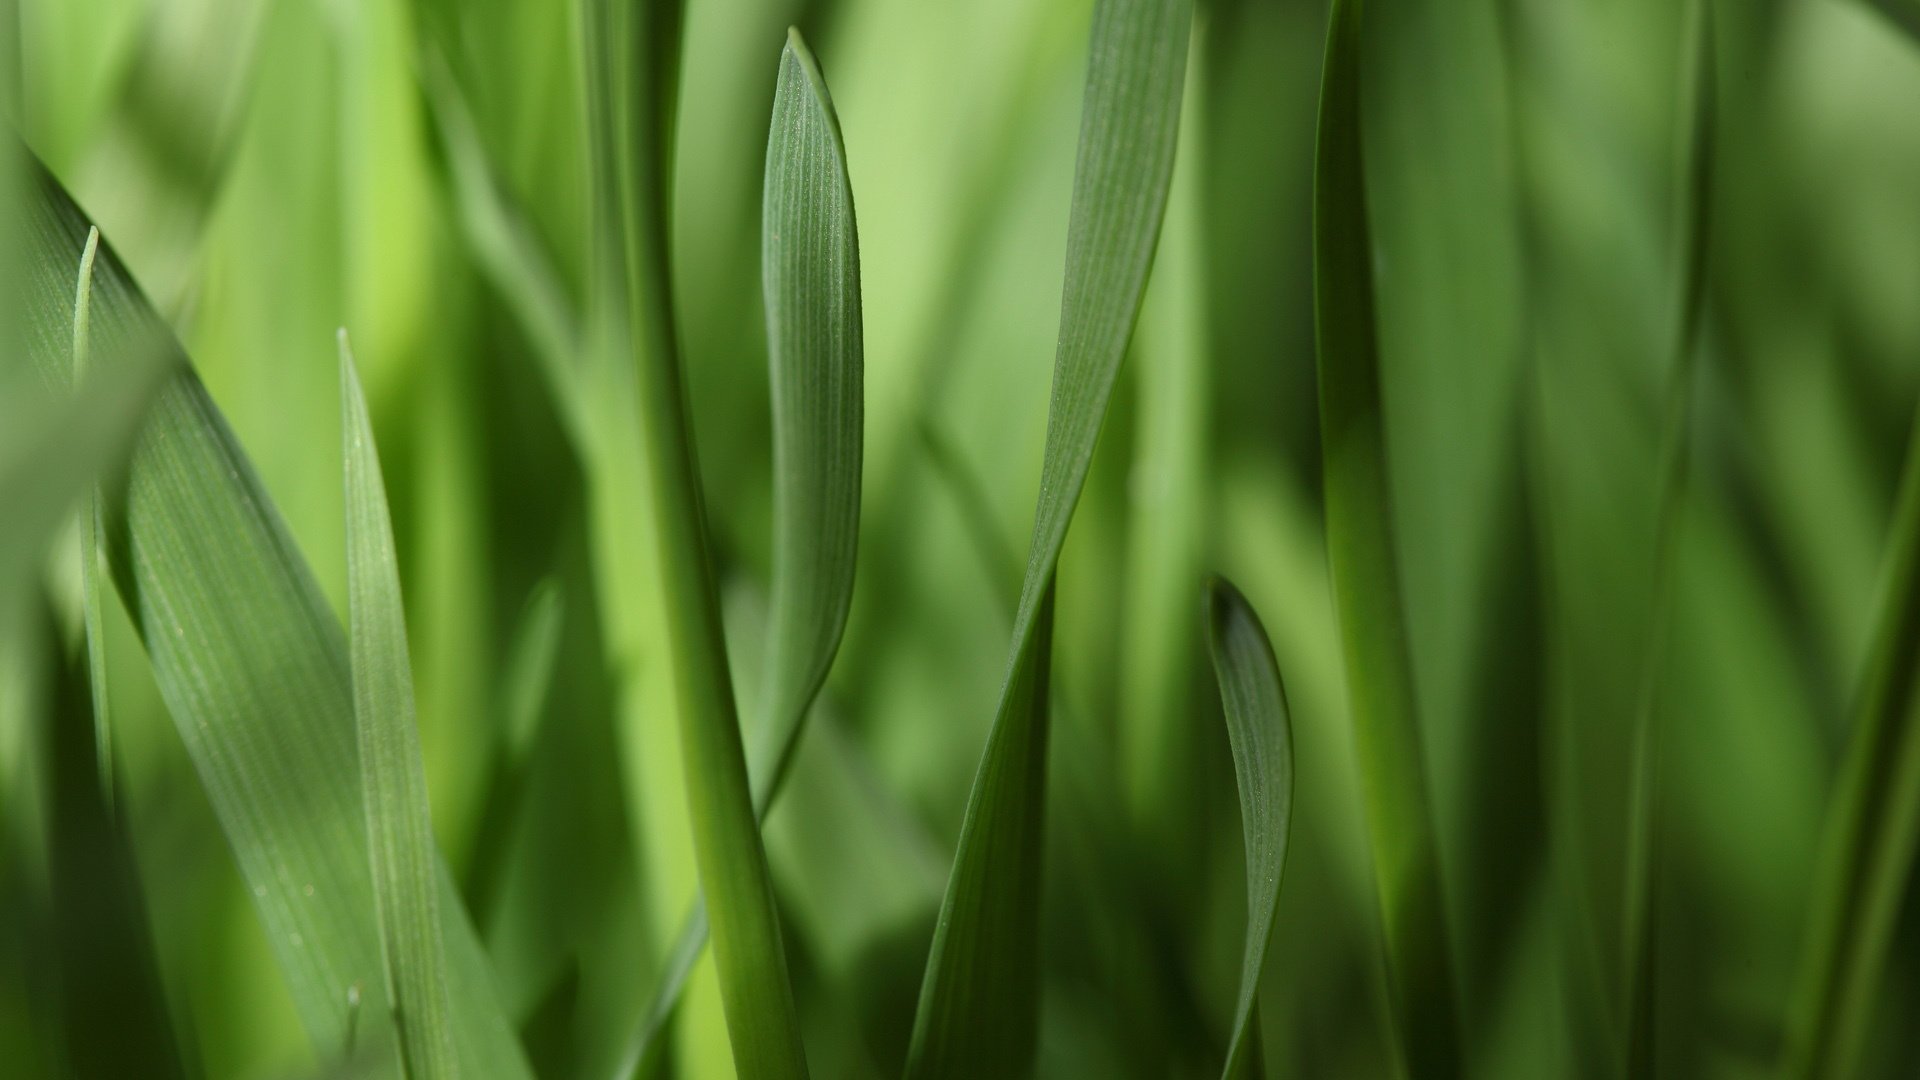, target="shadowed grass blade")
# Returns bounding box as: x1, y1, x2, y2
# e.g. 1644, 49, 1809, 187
607, 28, 863, 1078
904, 0, 1193, 1076
1620, 4, 1716, 1071
580, 0, 809, 1074
18, 158, 531, 1080
341, 335, 458, 1080
1311, 2, 1462, 1075
1204, 578, 1296, 1080
1782, 411, 1920, 1080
